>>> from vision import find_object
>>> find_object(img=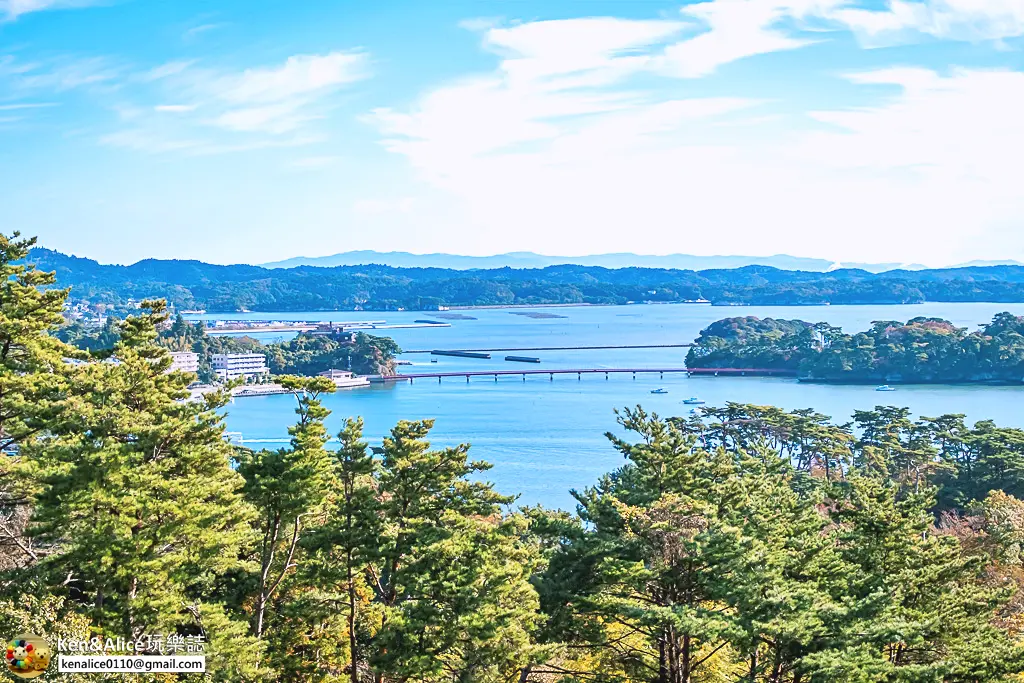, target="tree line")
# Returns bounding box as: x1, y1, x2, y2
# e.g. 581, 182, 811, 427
27, 246, 1024, 313
6, 233, 1024, 681
686, 314, 1024, 383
